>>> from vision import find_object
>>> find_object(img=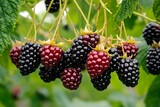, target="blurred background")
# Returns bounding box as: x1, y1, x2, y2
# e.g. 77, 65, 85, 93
0, 0, 159, 107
